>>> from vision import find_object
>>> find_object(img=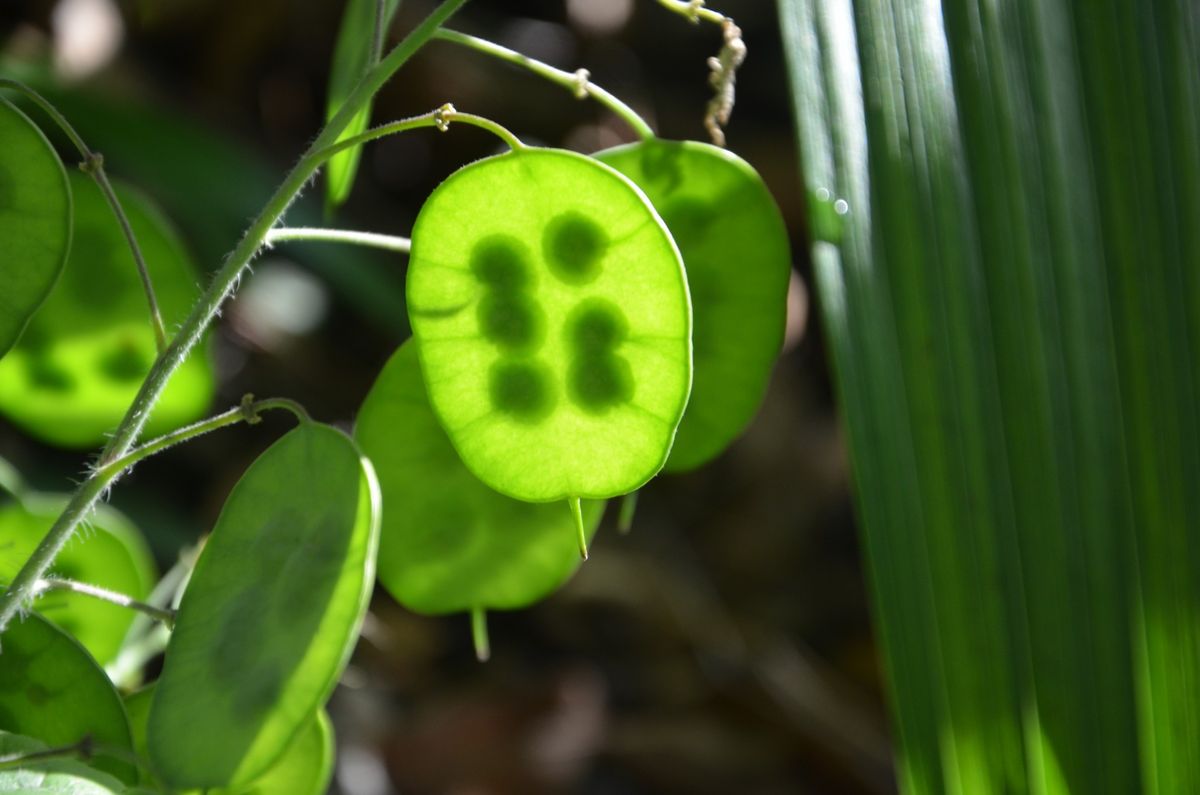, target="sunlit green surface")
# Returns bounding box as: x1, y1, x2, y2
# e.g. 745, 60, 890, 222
356, 340, 603, 614
782, 0, 1200, 791
0, 495, 154, 666
0, 172, 213, 448
0, 98, 71, 359
149, 423, 379, 790
596, 139, 791, 471
0, 614, 134, 783
407, 148, 692, 502
127, 685, 333, 795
